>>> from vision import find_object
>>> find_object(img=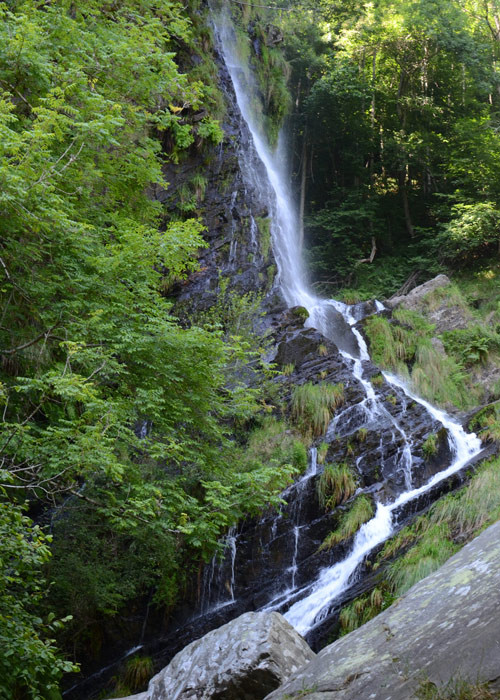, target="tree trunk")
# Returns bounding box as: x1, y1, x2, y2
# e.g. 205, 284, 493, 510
298, 129, 308, 251
399, 170, 414, 239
